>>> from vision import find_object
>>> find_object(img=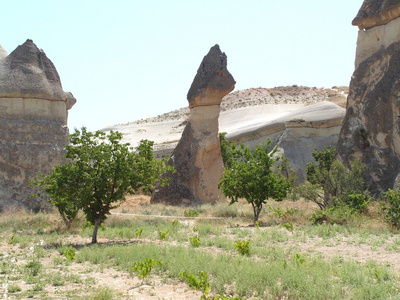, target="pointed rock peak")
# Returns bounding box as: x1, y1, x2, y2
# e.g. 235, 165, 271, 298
0, 44, 8, 60
0, 39, 70, 101
352, 0, 400, 29
187, 44, 235, 105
